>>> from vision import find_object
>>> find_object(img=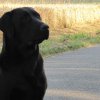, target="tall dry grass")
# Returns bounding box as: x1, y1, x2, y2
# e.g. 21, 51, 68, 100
35, 4, 100, 32
0, 3, 100, 35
